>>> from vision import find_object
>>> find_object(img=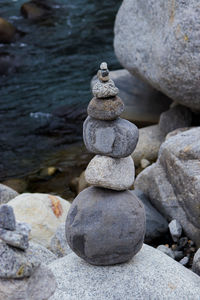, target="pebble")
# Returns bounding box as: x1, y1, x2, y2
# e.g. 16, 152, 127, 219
100, 62, 107, 70
92, 79, 119, 98
66, 186, 146, 265
87, 96, 124, 120
0, 204, 16, 231
169, 219, 182, 242
0, 228, 29, 250
83, 116, 139, 158
85, 155, 135, 191
157, 245, 175, 259
179, 256, 189, 266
